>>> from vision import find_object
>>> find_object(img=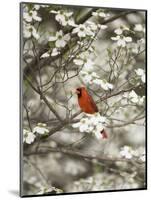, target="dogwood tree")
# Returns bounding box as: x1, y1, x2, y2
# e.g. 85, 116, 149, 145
21, 3, 146, 196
